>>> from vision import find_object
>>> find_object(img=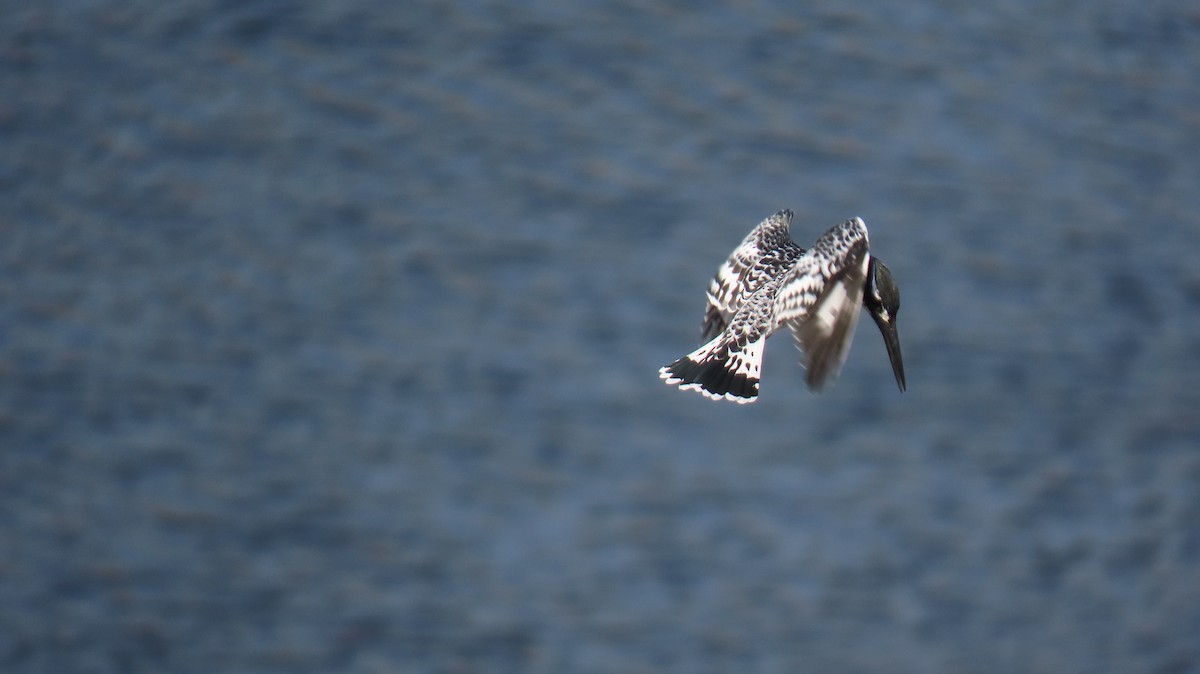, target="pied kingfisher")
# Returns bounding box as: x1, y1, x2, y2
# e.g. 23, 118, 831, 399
659, 209, 905, 403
